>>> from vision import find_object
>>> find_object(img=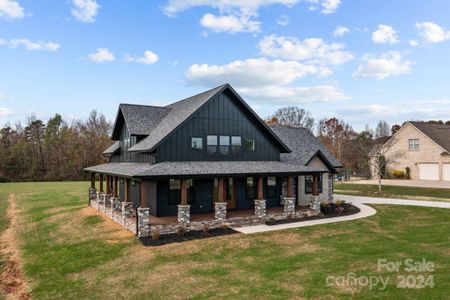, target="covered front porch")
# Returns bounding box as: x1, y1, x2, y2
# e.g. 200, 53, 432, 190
87, 171, 327, 237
